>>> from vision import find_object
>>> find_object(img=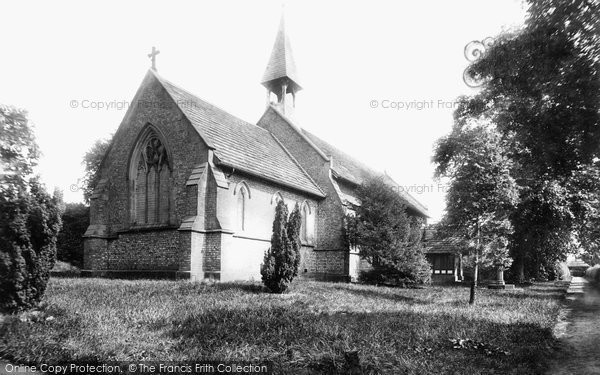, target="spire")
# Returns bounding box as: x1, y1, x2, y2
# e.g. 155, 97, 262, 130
262, 11, 302, 115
